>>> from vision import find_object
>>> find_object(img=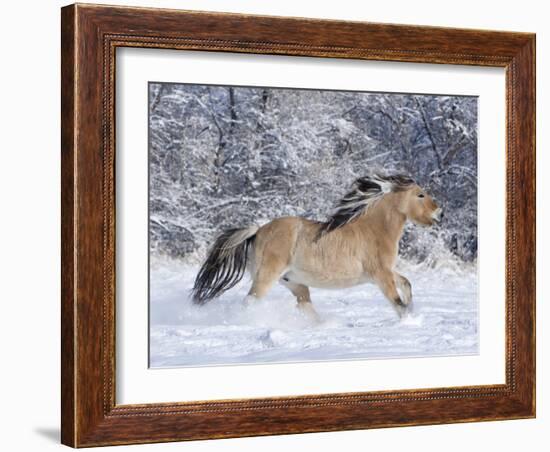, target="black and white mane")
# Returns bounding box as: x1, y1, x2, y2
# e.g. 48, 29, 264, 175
319, 174, 415, 235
